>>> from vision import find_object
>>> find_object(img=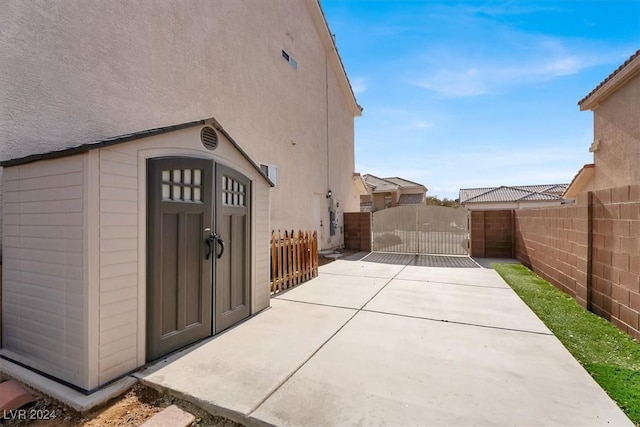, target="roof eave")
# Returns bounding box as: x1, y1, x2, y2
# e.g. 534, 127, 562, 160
305, 0, 362, 117
564, 164, 595, 199
579, 50, 640, 111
